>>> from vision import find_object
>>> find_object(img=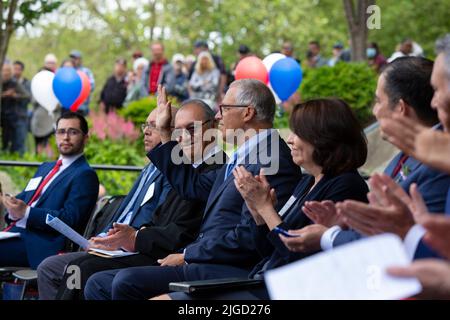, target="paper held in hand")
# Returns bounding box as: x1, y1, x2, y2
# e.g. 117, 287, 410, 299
265, 233, 422, 300
45, 214, 90, 249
